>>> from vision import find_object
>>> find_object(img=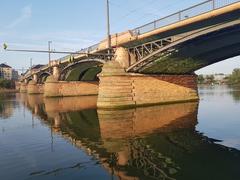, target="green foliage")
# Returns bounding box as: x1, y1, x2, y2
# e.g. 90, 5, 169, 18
197, 74, 217, 84
205, 75, 215, 83
3, 43, 8, 50
228, 68, 240, 85
0, 79, 15, 89
197, 75, 204, 84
